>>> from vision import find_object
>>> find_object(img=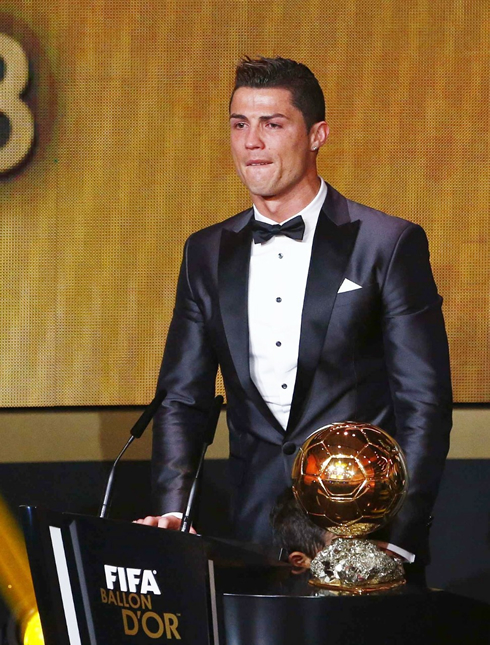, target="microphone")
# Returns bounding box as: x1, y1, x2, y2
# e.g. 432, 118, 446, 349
180, 395, 224, 533
99, 389, 167, 519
